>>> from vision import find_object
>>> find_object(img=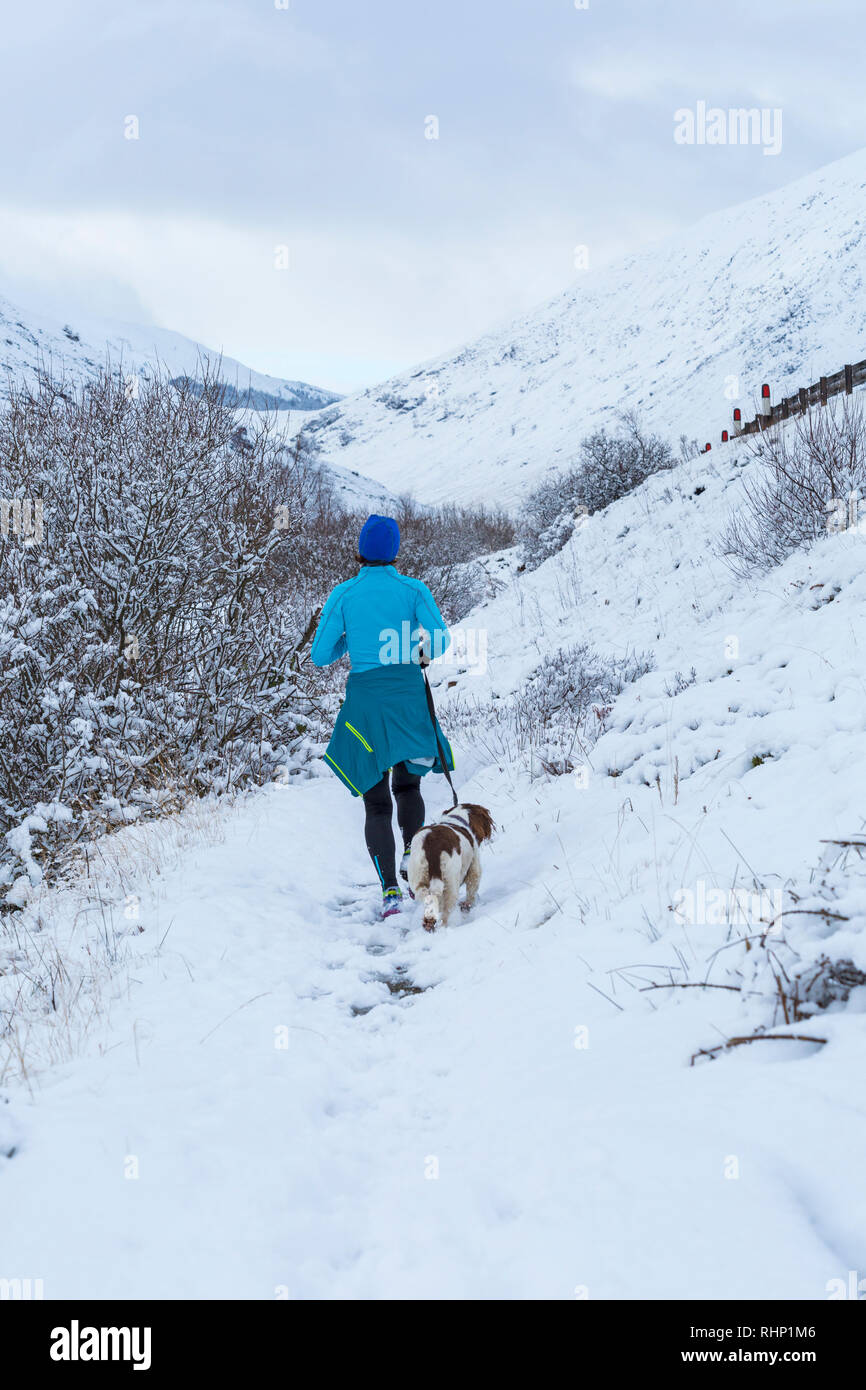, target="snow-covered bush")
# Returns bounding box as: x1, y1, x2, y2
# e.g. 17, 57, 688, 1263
721, 398, 866, 576
447, 642, 653, 776
518, 412, 674, 568
667, 835, 866, 1064
0, 367, 346, 900
743, 835, 866, 1026
0, 366, 518, 899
